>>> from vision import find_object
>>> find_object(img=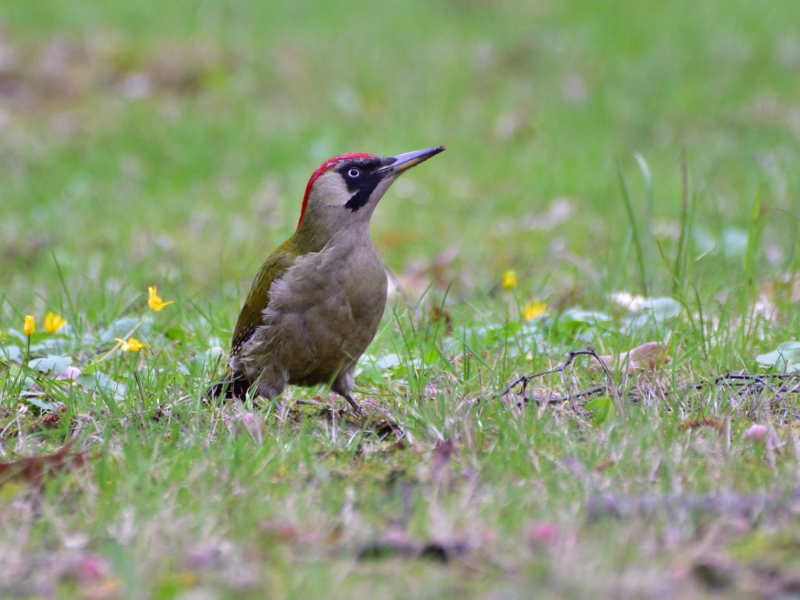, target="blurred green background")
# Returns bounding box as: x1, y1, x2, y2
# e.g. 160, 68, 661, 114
2, 3, 800, 596
1, 0, 798, 314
